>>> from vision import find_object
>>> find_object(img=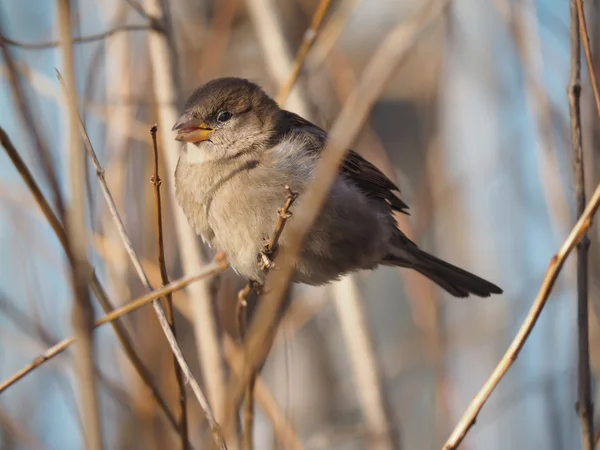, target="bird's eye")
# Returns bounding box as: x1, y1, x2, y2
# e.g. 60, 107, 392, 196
217, 111, 232, 122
